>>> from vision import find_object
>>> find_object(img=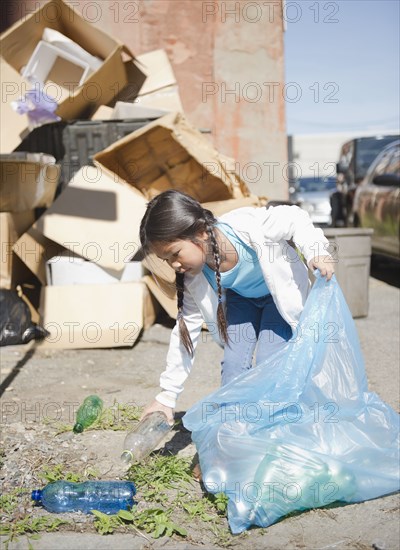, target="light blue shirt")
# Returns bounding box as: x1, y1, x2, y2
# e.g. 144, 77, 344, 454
202, 222, 270, 298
